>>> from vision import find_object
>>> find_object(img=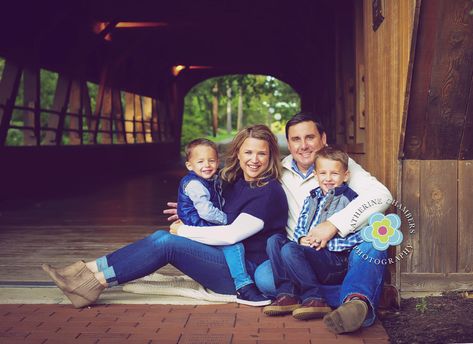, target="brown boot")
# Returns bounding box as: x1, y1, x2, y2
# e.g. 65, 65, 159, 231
42, 264, 104, 308
323, 299, 368, 333
42, 262, 90, 307
53, 261, 86, 277
263, 294, 300, 316
292, 299, 332, 320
